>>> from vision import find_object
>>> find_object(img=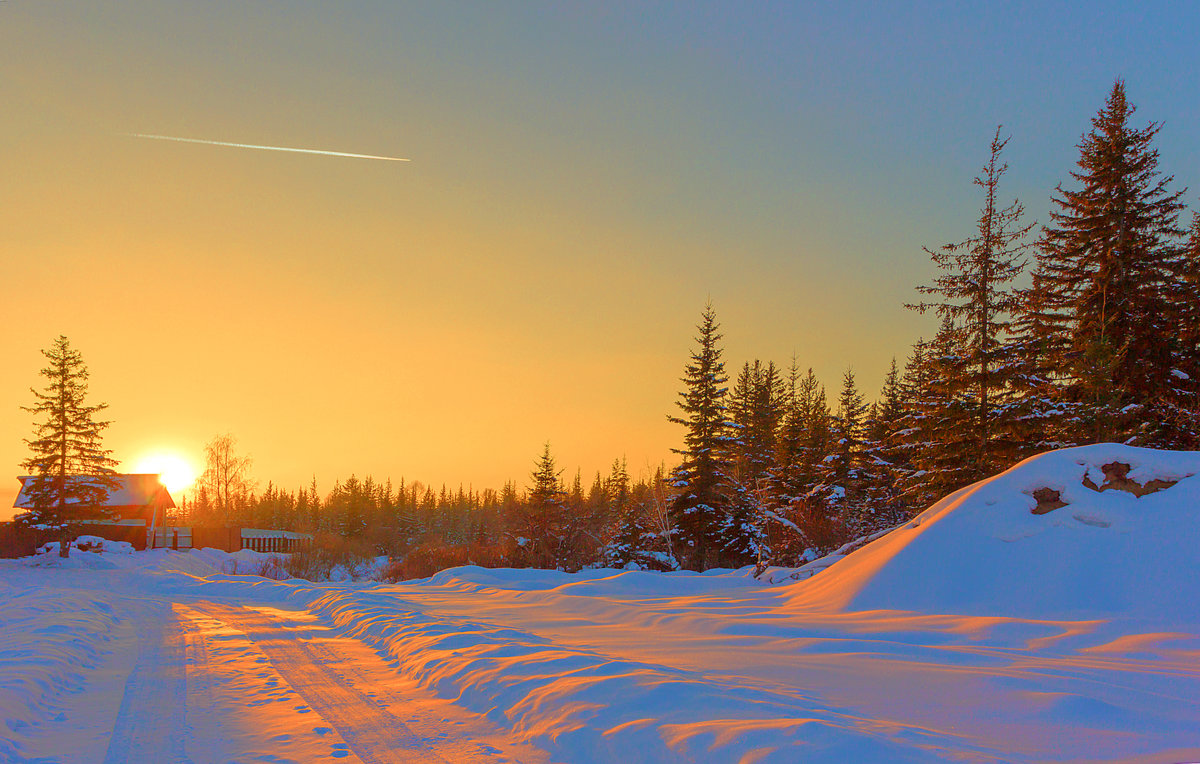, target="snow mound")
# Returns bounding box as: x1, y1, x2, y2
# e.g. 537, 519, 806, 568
36, 536, 135, 558
787, 444, 1200, 621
